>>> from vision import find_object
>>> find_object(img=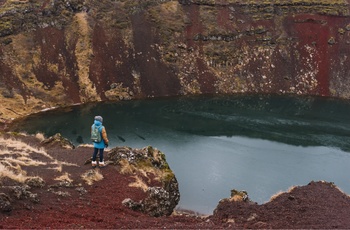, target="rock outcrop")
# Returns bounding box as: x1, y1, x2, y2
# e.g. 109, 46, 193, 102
108, 146, 180, 217
211, 181, 350, 229
1, 0, 350, 123
0, 132, 180, 217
